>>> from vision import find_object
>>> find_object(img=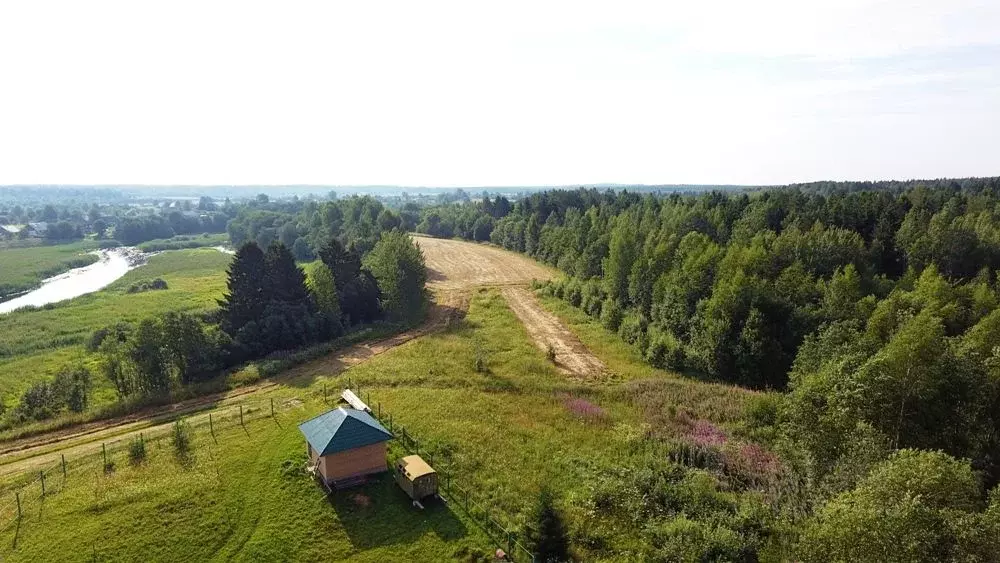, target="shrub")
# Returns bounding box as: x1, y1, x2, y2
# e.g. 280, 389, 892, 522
172, 419, 192, 460
618, 312, 648, 346
125, 278, 168, 294
645, 329, 685, 371
129, 436, 147, 465
599, 299, 624, 332
564, 279, 582, 307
